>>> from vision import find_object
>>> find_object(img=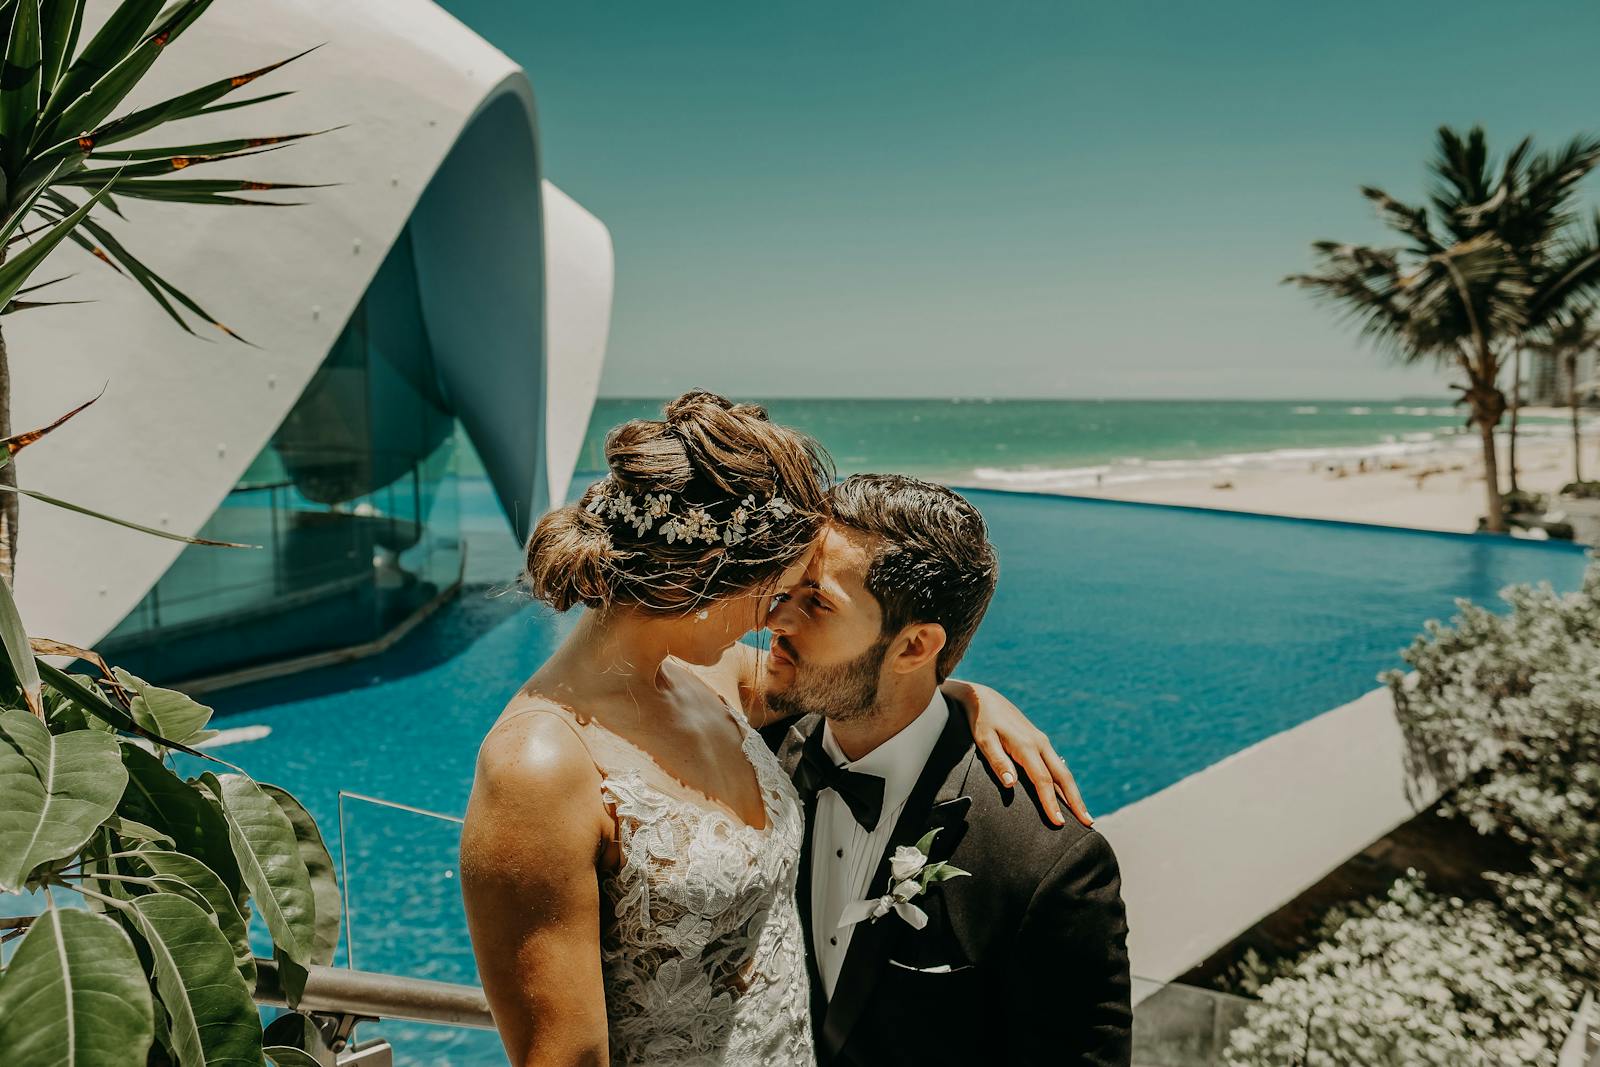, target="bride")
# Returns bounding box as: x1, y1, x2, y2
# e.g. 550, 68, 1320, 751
460, 391, 1084, 1066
